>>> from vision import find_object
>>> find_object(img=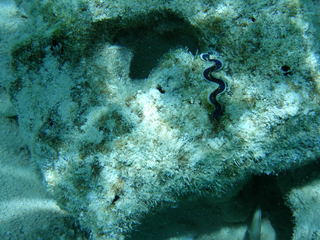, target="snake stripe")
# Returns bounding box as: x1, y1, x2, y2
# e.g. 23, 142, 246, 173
200, 53, 226, 121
